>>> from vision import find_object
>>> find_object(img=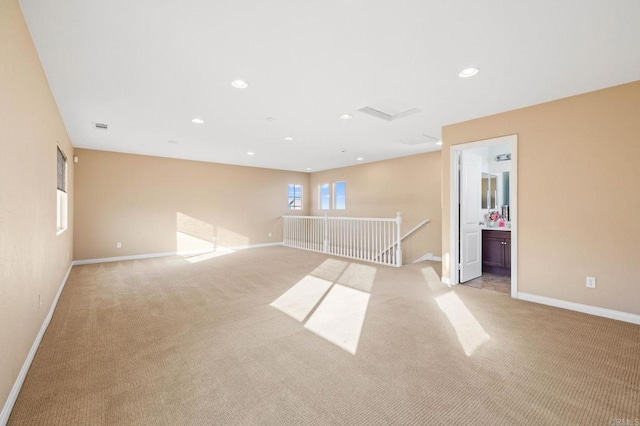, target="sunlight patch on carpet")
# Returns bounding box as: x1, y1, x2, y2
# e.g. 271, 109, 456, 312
310, 258, 350, 282
271, 259, 377, 355
421, 266, 446, 291
304, 284, 370, 355
435, 291, 490, 356
336, 263, 376, 293
270, 276, 333, 321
